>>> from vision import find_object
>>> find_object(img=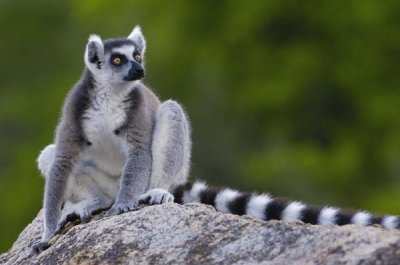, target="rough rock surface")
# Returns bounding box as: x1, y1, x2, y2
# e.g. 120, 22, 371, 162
1, 203, 400, 265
